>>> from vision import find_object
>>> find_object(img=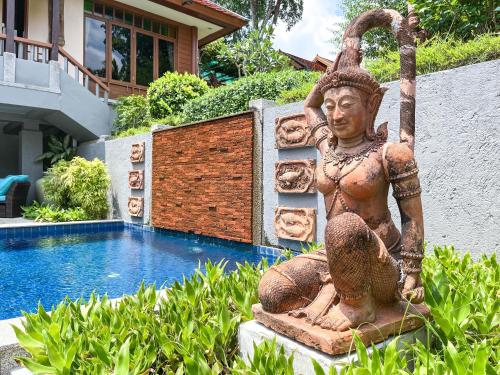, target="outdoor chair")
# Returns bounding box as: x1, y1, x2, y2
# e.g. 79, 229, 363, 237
0, 181, 31, 218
